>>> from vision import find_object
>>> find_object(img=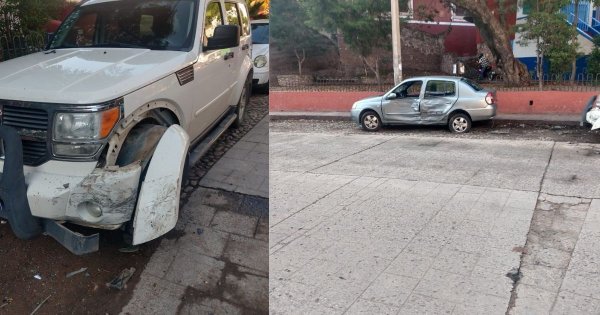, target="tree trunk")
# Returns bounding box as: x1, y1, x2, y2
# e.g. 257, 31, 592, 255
570, 0, 580, 84
362, 56, 382, 90
294, 48, 306, 76
452, 0, 529, 86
